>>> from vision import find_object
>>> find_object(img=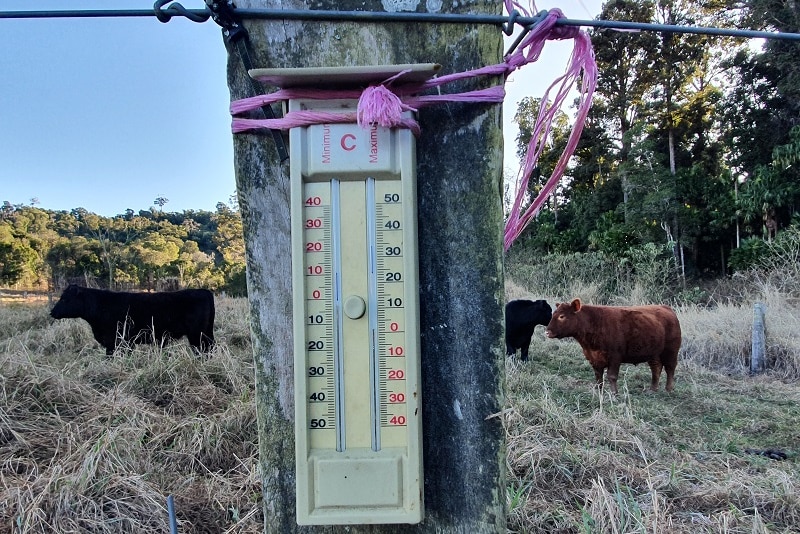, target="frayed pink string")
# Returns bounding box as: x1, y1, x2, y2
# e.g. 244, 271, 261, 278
501, 2, 596, 250
357, 85, 418, 128
229, 3, 596, 250
230, 88, 364, 115
356, 70, 418, 128
233, 111, 422, 136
